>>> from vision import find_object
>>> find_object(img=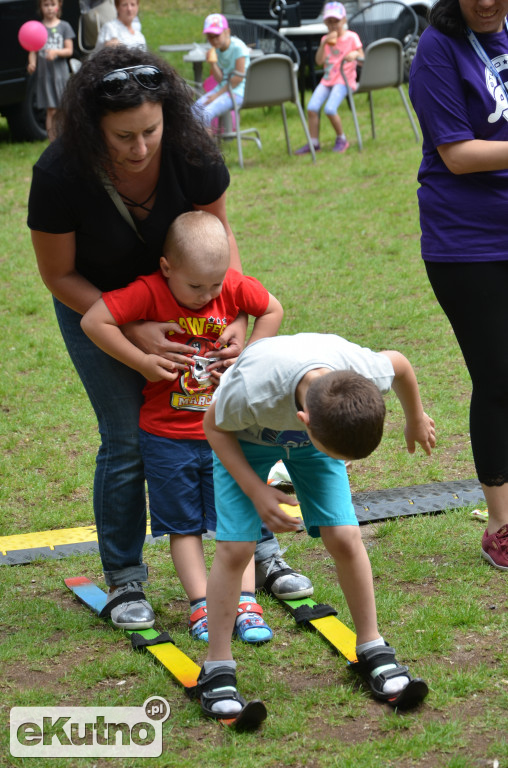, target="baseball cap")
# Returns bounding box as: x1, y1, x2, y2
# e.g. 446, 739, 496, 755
323, 2, 346, 20
203, 13, 229, 35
